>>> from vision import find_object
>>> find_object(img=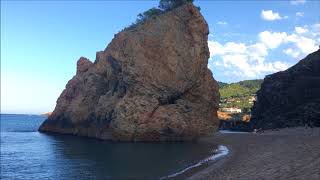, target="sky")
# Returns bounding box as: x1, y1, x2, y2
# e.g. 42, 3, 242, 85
1, 0, 320, 114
